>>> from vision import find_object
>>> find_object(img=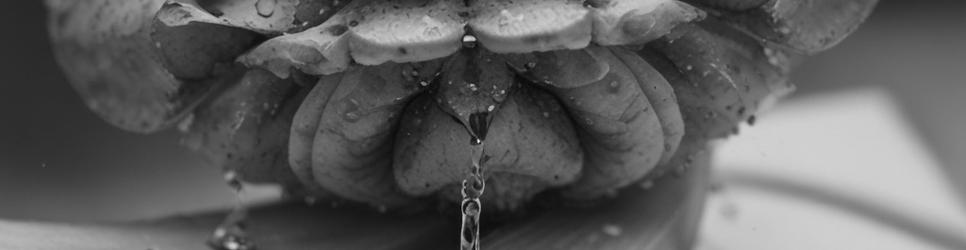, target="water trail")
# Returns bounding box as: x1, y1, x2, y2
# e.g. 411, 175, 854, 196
460, 137, 486, 250
208, 171, 256, 250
